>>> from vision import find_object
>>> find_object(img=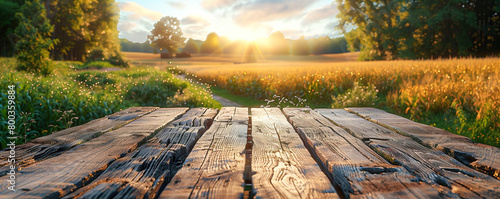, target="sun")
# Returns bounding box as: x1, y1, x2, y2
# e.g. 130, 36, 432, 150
226, 27, 268, 42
